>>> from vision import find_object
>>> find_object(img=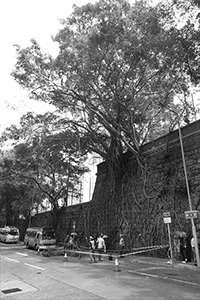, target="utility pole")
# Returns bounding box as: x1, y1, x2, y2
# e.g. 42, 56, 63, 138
178, 123, 200, 267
